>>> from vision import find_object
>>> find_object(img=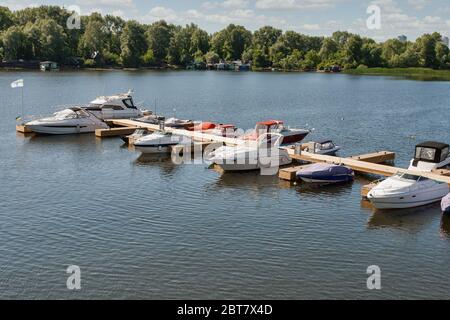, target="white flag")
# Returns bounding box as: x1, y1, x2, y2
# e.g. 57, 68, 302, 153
11, 79, 24, 88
